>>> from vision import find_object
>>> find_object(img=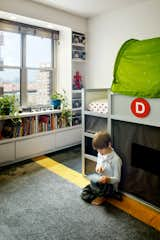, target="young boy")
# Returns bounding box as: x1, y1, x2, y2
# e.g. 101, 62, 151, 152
81, 131, 122, 205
